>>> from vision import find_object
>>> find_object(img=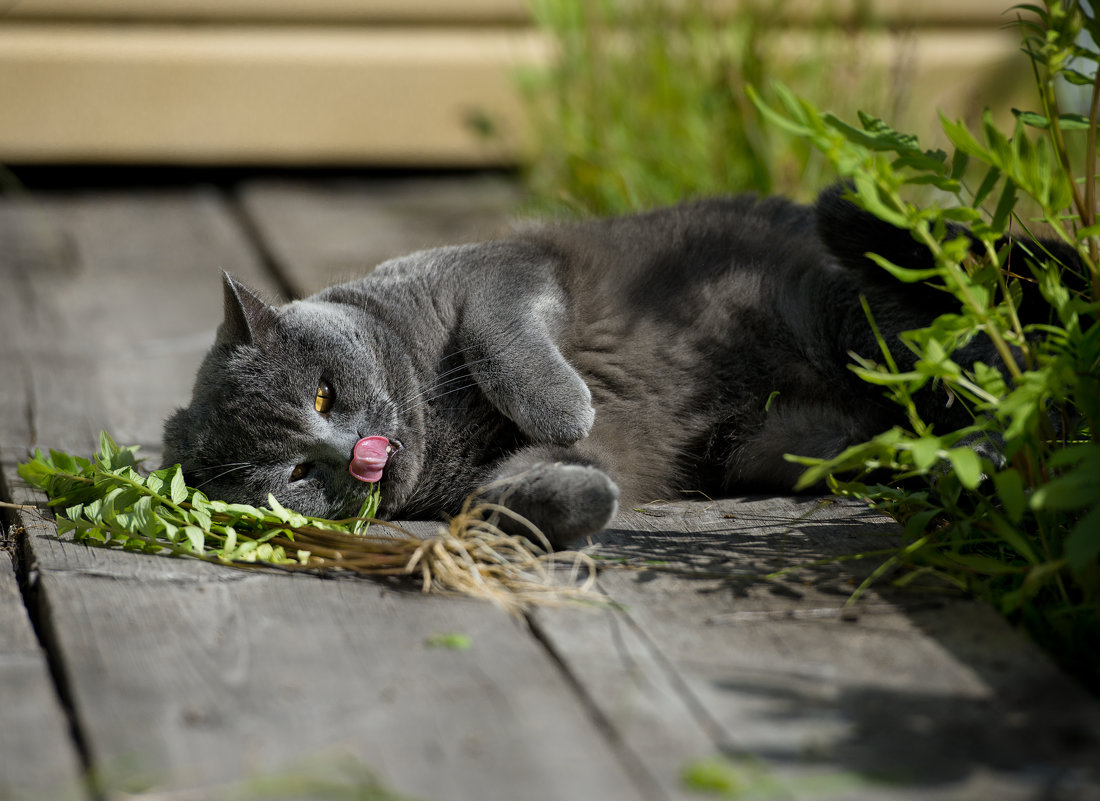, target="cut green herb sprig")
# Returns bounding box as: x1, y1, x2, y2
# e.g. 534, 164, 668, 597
15, 432, 600, 611
17, 431, 382, 566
